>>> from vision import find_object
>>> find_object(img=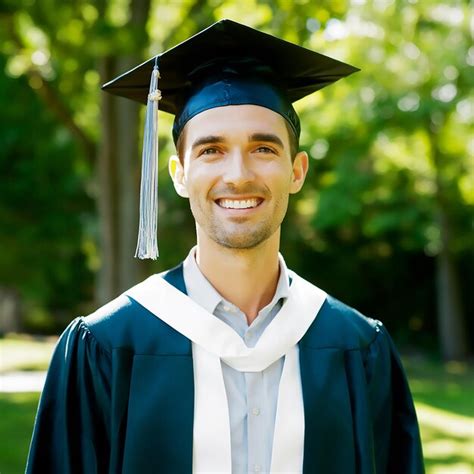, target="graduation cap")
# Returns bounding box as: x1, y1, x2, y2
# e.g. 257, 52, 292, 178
102, 19, 359, 259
